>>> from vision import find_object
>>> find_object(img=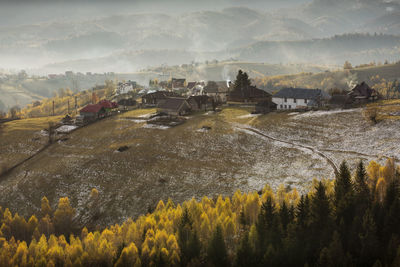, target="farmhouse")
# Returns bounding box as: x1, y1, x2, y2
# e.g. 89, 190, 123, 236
117, 80, 136, 95
142, 91, 180, 105
172, 78, 186, 90
79, 104, 106, 122
98, 100, 118, 113
348, 82, 378, 103
204, 81, 230, 103
118, 98, 137, 107
272, 88, 330, 110
228, 85, 271, 103
187, 81, 205, 96
157, 97, 191, 116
